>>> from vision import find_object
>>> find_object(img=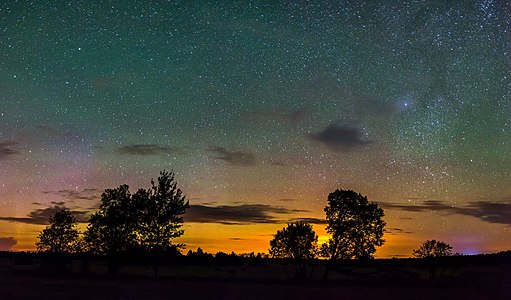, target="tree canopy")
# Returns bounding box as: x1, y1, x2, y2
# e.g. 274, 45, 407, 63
136, 171, 189, 254
269, 221, 318, 278
84, 184, 139, 256
413, 240, 453, 258
36, 209, 79, 254
269, 221, 318, 260
83, 171, 188, 257
321, 189, 386, 260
